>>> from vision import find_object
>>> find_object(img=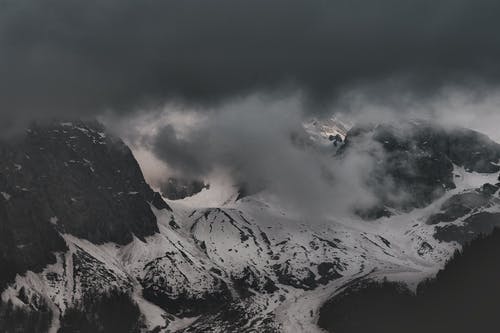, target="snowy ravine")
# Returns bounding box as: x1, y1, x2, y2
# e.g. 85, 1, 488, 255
2, 120, 500, 332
